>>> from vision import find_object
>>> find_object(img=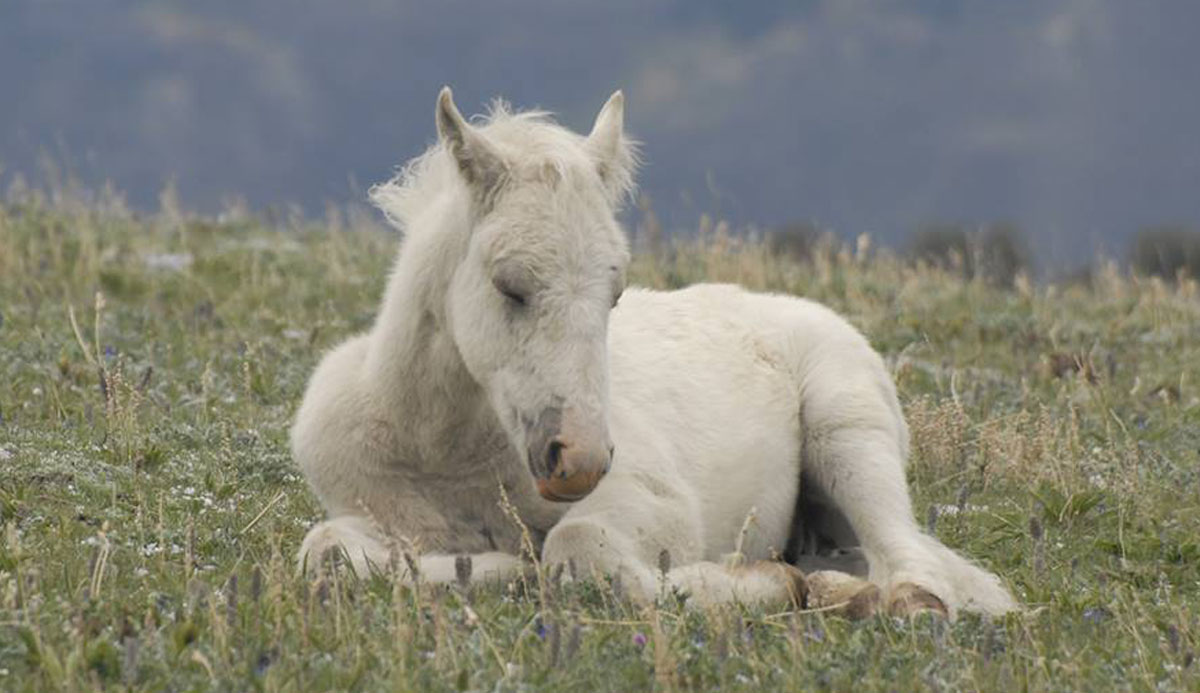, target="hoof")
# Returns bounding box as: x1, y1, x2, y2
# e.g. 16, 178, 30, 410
887, 582, 948, 618
738, 561, 810, 608
774, 562, 810, 609
844, 583, 882, 620
806, 570, 880, 619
